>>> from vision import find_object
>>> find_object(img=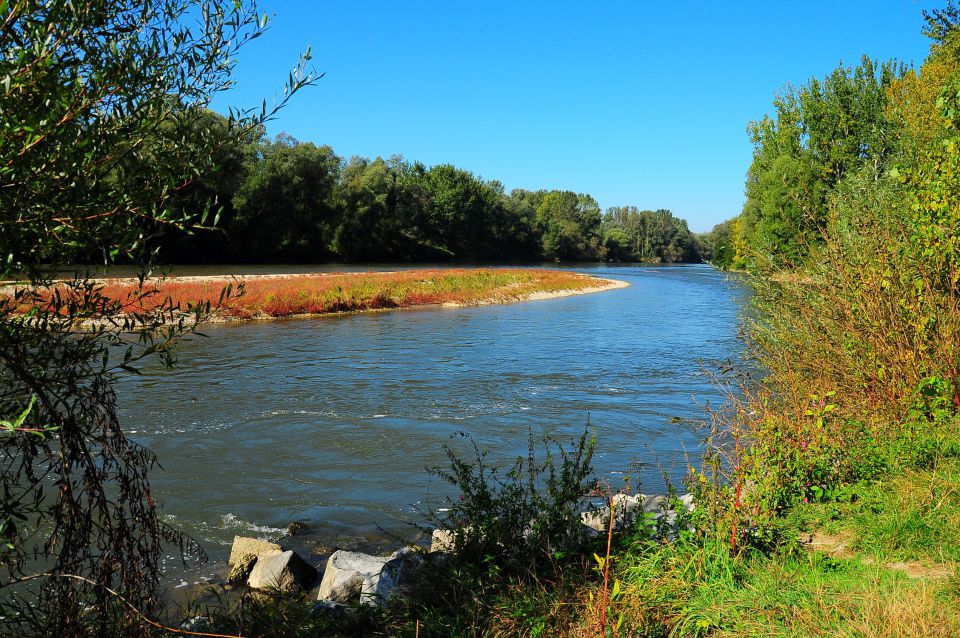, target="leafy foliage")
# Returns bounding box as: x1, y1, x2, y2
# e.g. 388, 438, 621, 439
0, 0, 313, 633
601, 206, 702, 263
155, 124, 706, 264
427, 428, 597, 577
722, 57, 905, 268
